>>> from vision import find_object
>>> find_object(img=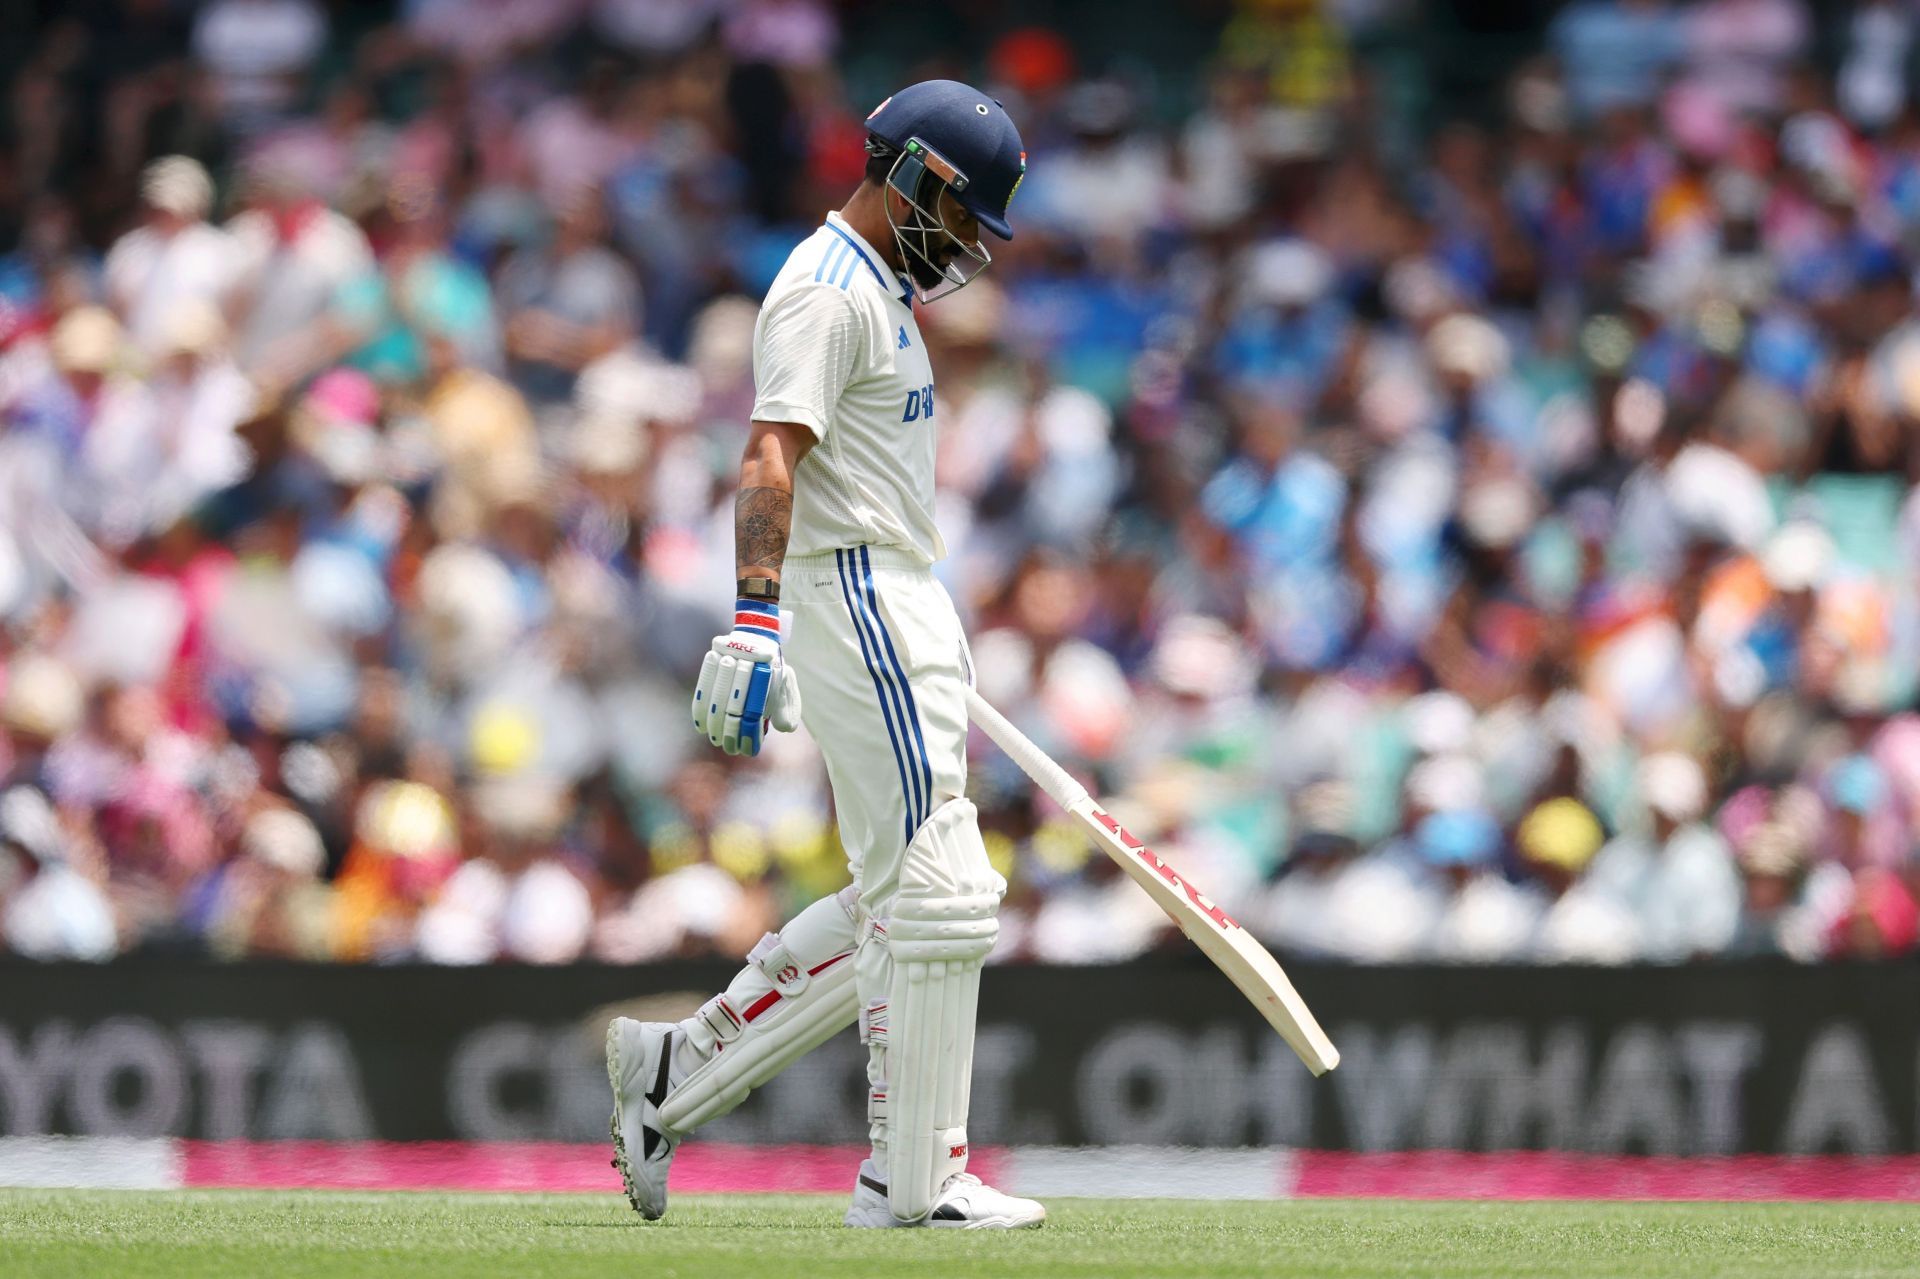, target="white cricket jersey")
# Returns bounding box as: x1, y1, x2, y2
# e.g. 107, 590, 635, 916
751, 211, 943, 564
